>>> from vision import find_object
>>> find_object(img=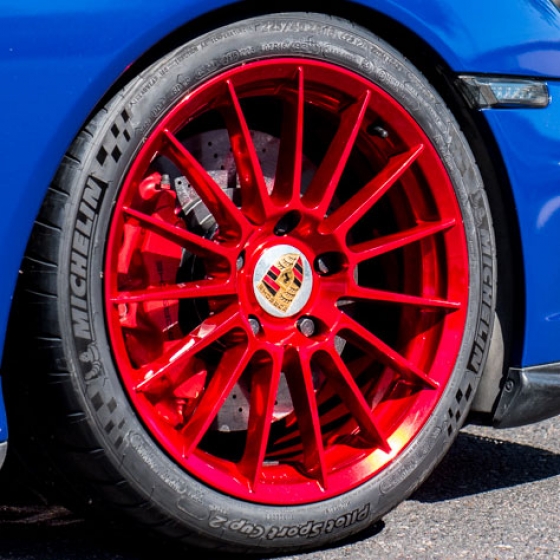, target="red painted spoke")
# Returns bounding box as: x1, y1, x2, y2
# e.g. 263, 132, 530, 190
302, 90, 371, 216
320, 145, 424, 235
284, 350, 328, 488
273, 68, 305, 204
223, 80, 270, 223
240, 349, 283, 490
315, 348, 390, 452
337, 312, 439, 389
110, 278, 235, 304
181, 343, 254, 458
346, 284, 461, 311
351, 218, 457, 263
162, 129, 251, 237
134, 306, 241, 395
122, 206, 231, 261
